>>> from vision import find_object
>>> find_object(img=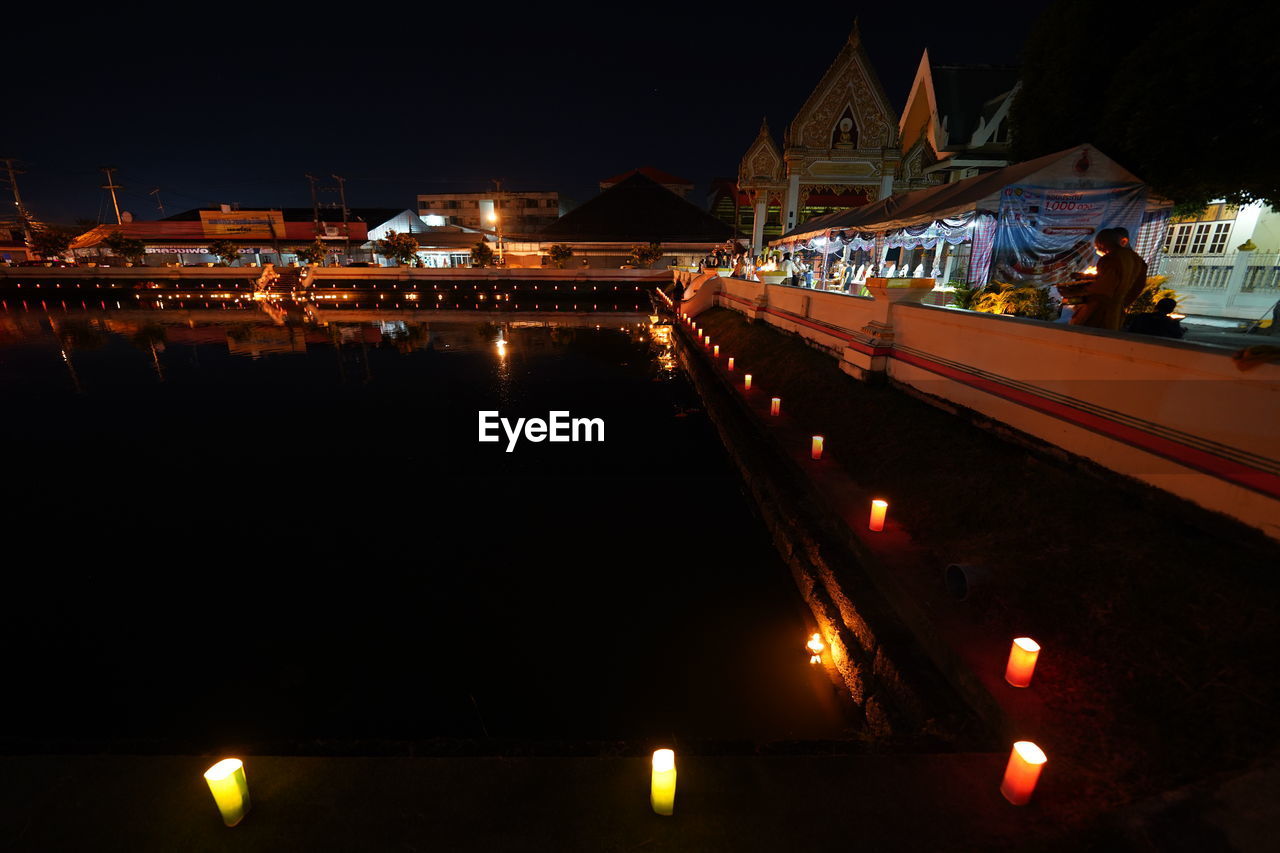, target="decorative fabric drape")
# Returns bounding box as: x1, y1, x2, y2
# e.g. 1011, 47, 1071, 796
936, 214, 976, 245
1134, 209, 1171, 269
966, 213, 998, 287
